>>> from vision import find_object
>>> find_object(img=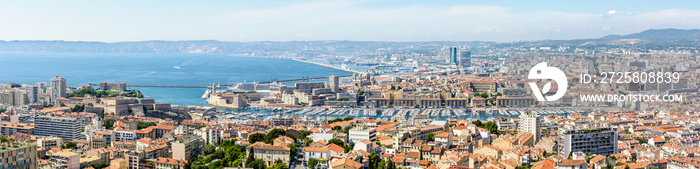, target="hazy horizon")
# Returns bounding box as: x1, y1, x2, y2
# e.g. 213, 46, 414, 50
2, 0, 700, 42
